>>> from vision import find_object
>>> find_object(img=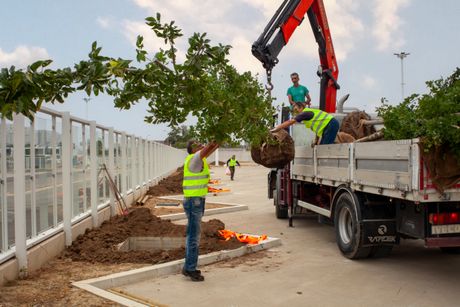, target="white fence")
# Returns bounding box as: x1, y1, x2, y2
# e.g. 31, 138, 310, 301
0, 107, 186, 274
